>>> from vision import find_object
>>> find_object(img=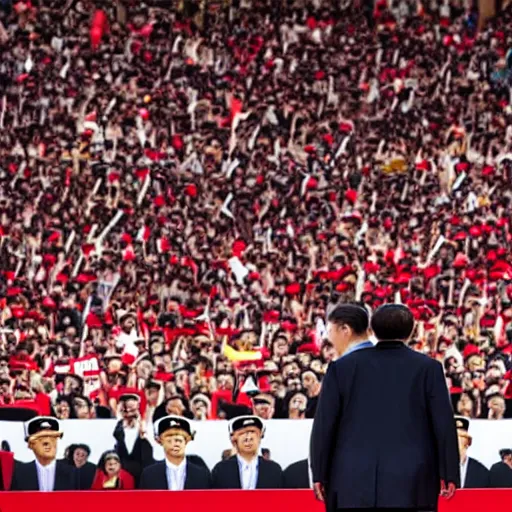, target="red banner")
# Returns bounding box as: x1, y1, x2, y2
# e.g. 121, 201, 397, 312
1, 490, 511, 512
